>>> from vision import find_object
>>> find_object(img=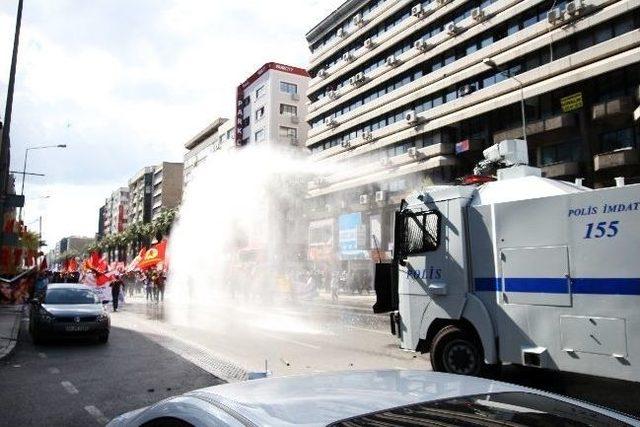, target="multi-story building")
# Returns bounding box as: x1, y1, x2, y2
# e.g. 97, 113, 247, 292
235, 62, 311, 148
183, 118, 229, 189
127, 166, 155, 225
102, 187, 129, 236
151, 162, 184, 220
97, 205, 106, 240
304, 0, 640, 271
